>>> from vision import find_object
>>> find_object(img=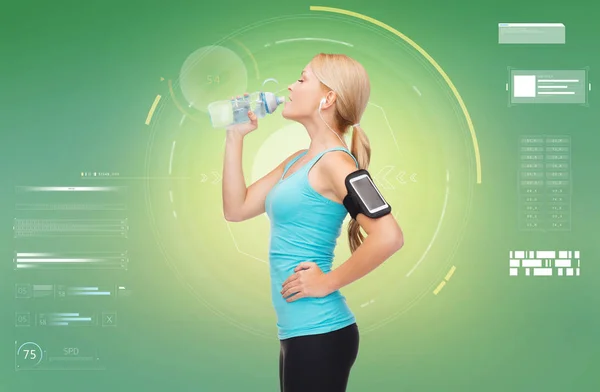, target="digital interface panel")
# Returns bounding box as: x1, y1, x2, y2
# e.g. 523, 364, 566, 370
13, 185, 131, 371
